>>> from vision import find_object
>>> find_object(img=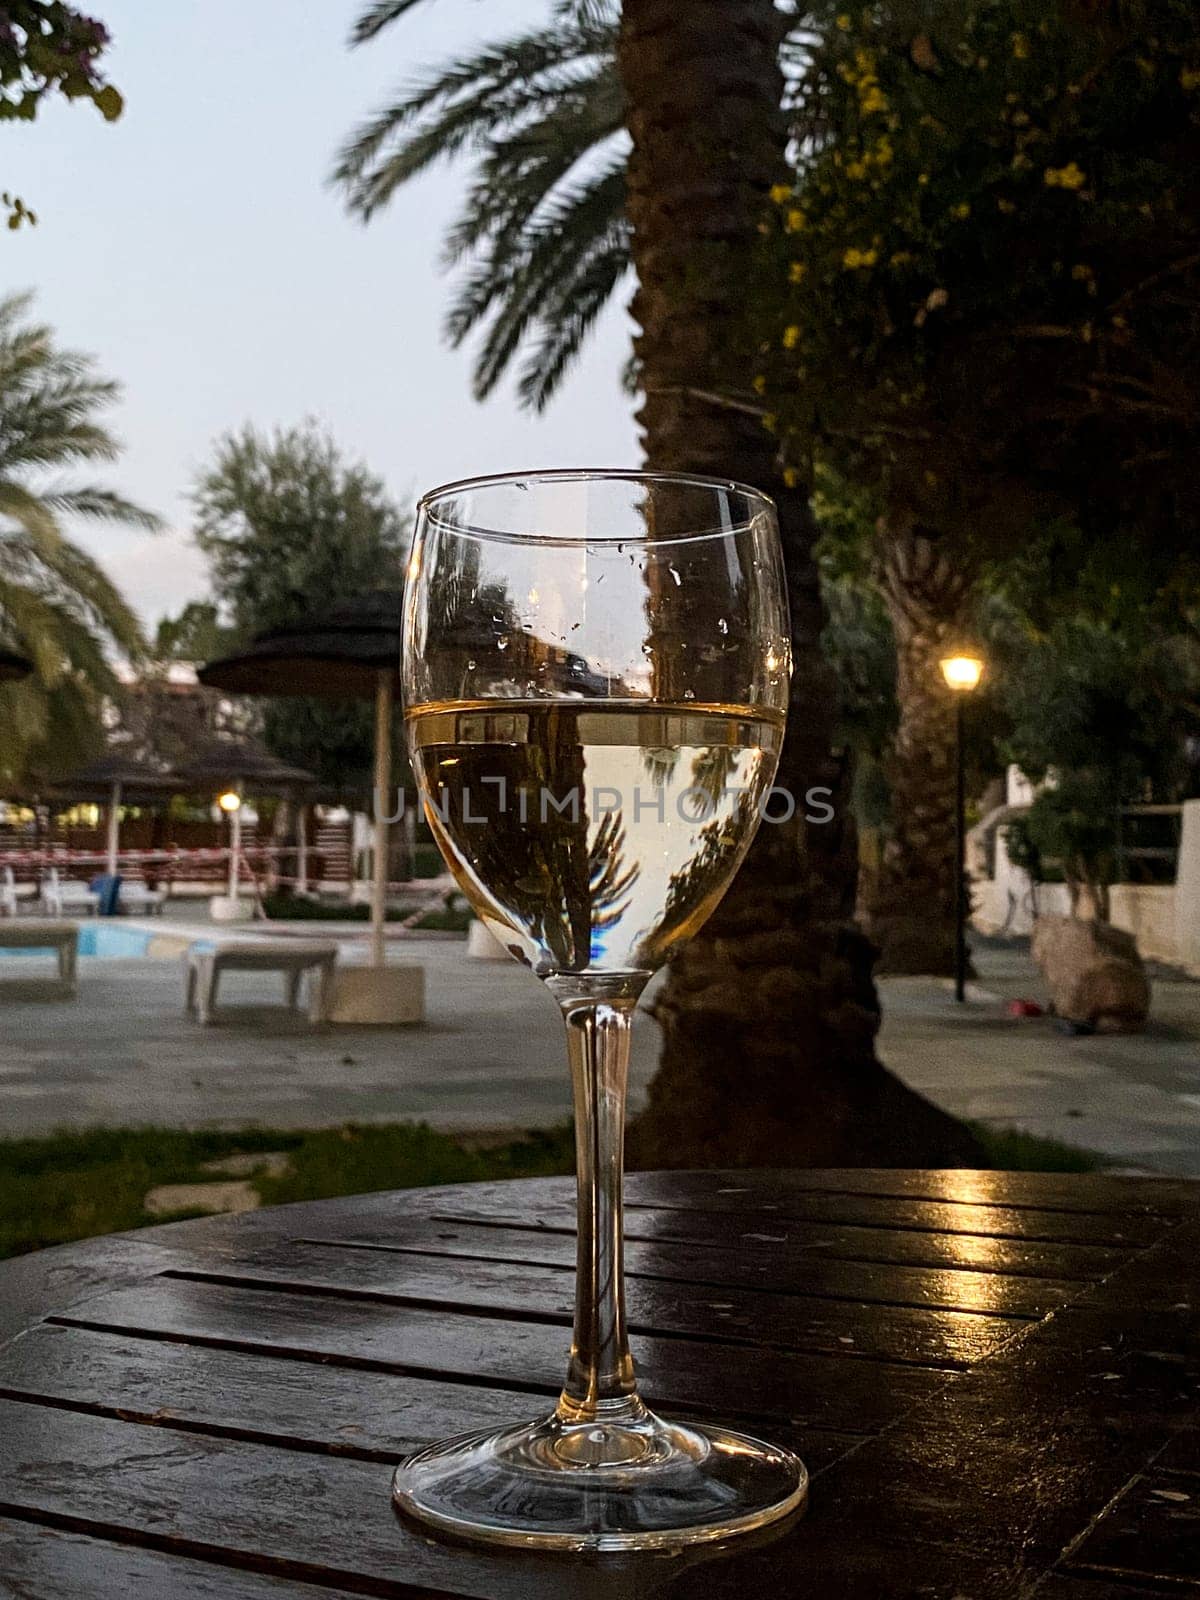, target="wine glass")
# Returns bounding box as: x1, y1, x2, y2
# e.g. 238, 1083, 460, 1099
394, 468, 805, 1551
